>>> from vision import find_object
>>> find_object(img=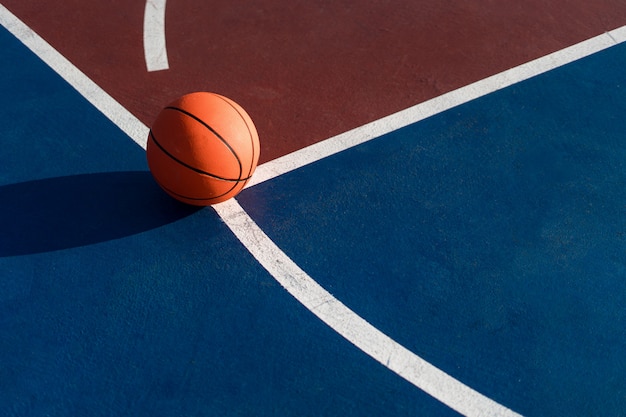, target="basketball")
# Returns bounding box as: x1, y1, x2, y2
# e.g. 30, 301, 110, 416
146, 92, 260, 205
